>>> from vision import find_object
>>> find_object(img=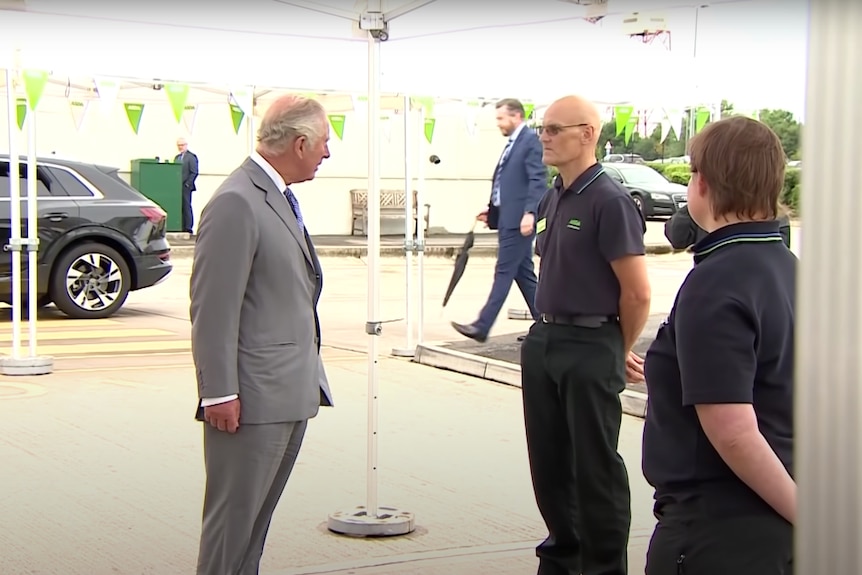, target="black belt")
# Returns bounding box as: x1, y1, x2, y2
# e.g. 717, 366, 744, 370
539, 313, 617, 328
